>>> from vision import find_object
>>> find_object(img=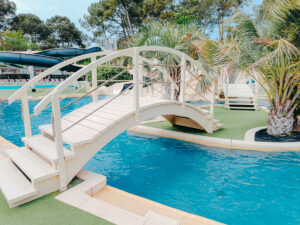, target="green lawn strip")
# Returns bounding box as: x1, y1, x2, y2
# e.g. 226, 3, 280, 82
143, 107, 268, 140
0, 178, 113, 225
